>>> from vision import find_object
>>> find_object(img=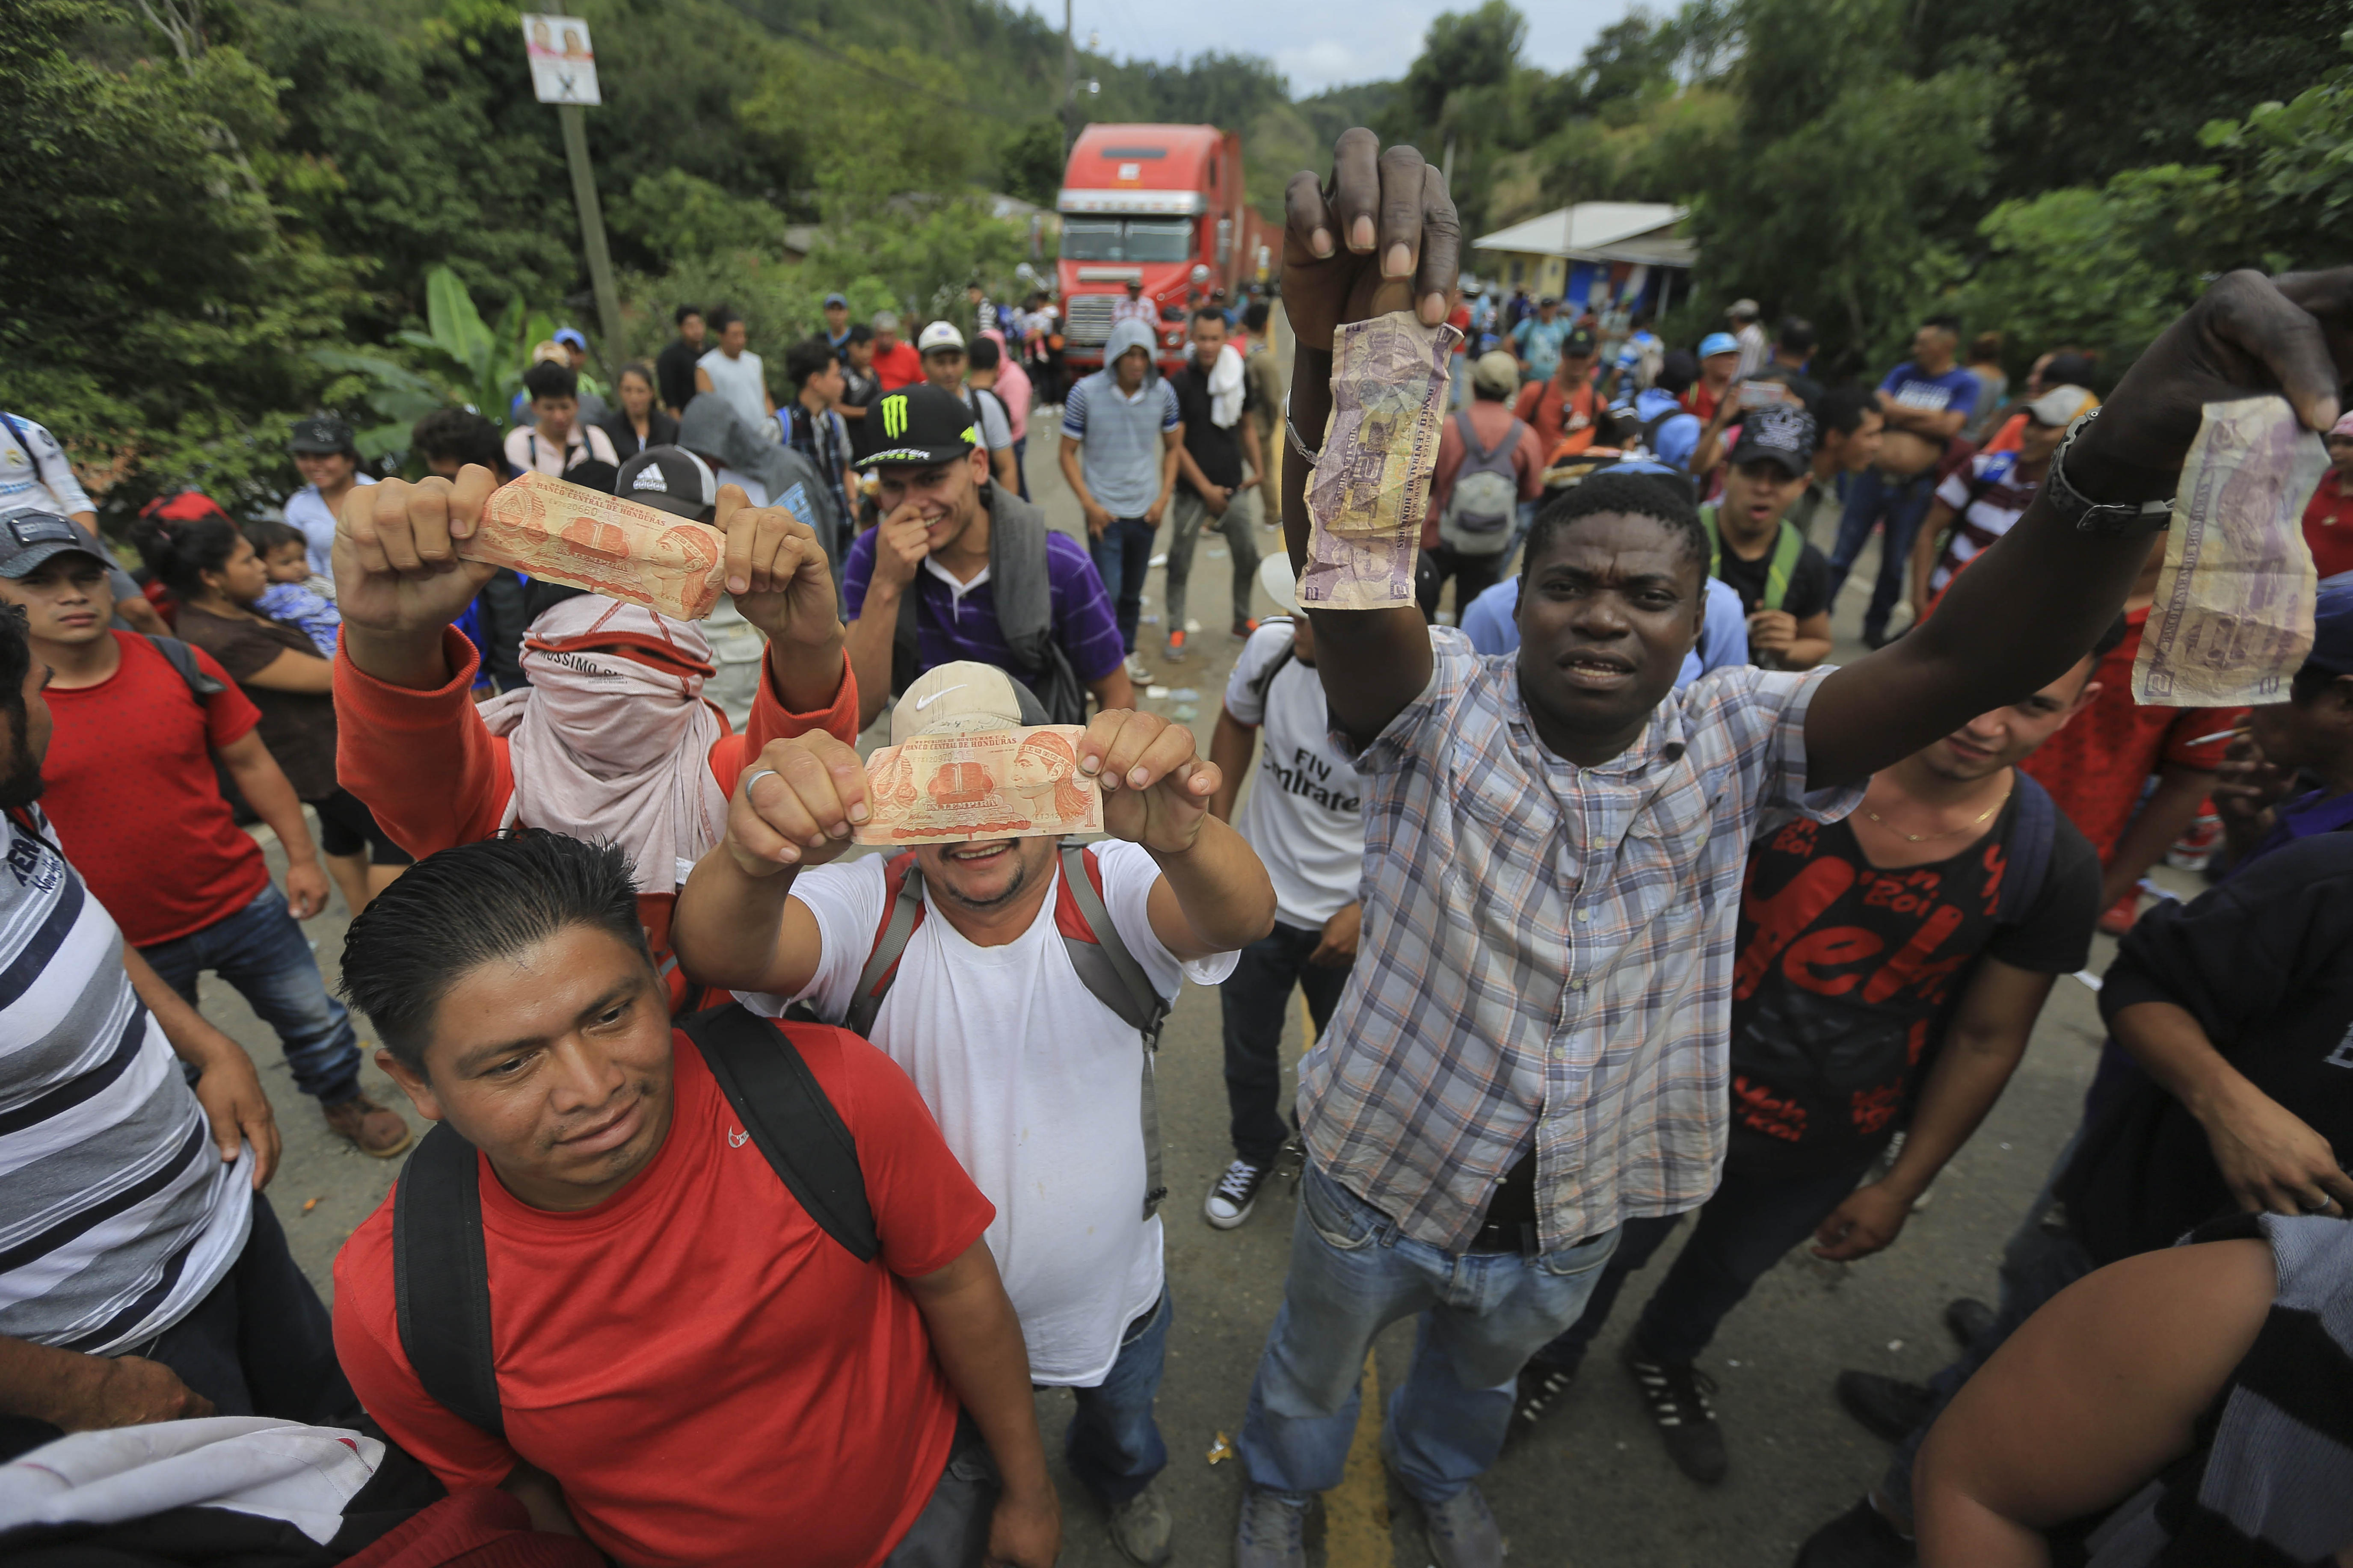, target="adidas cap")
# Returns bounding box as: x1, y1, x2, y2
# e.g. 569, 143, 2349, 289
851, 384, 985, 470
613, 445, 719, 522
